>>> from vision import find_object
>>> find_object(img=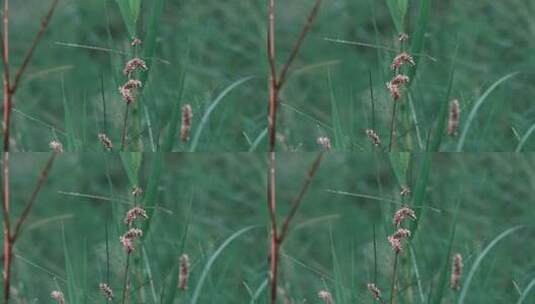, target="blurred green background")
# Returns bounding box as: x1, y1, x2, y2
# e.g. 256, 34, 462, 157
4, 153, 535, 302
5, 0, 535, 151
